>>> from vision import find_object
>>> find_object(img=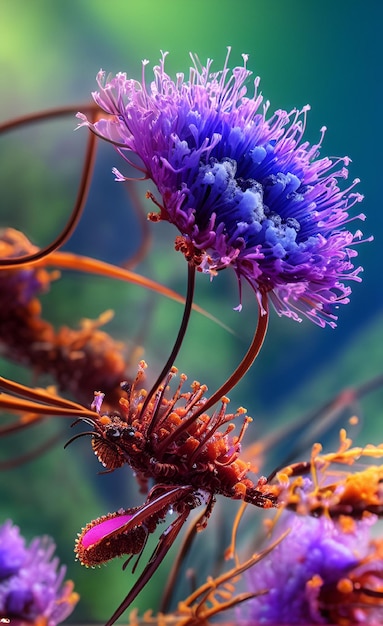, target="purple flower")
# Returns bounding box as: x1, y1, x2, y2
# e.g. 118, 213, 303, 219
0, 520, 78, 626
77, 50, 368, 327
238, 512, 383, 624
